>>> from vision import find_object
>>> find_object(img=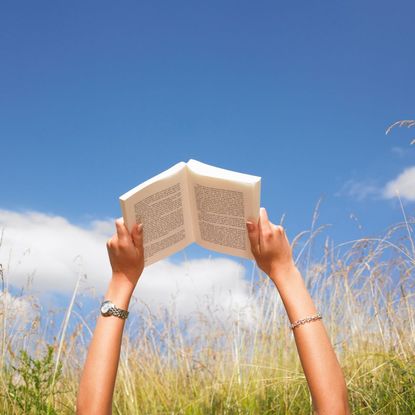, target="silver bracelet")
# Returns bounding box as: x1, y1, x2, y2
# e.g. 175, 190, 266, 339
290, 313, 322, 330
